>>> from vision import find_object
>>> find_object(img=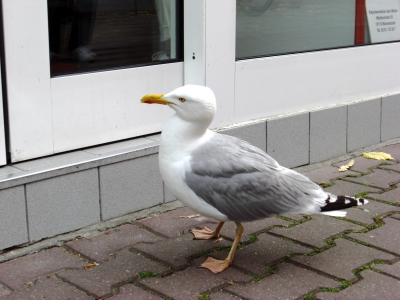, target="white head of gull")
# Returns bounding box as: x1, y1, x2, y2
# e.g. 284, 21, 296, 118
141, 85, 368, 274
